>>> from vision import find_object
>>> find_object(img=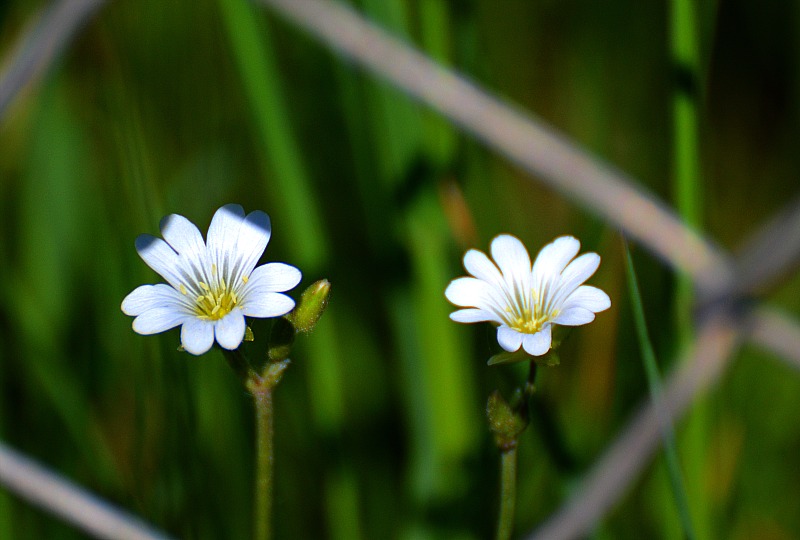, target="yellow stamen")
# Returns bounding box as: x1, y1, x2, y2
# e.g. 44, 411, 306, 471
193, 276, 240, 321
242, 275, 249, 284
179, 284, 187, 295
508, 306, 548, 335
